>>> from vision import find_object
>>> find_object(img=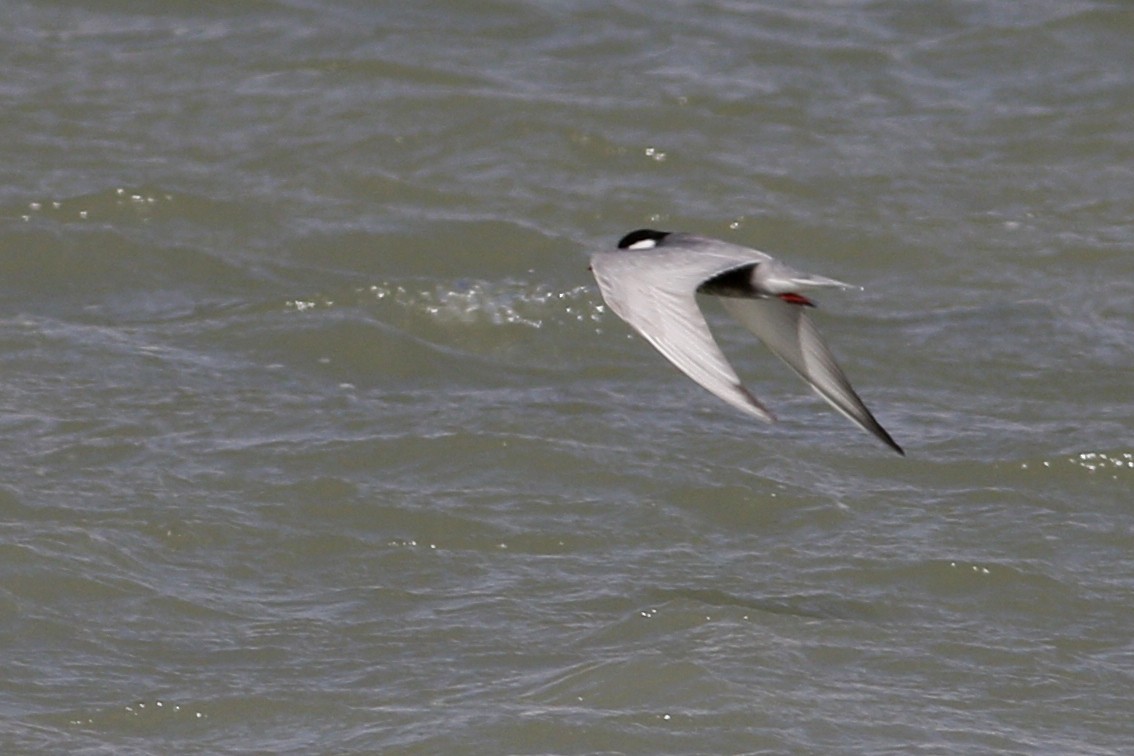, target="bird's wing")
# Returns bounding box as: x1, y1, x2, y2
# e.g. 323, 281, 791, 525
591, 246, 775, 422
718, 296, 904, 454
